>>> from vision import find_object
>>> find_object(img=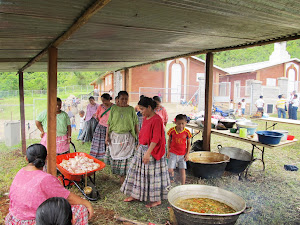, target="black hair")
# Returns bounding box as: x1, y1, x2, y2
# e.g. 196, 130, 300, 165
294, 94, 298, 98
278, 95, 282, 98
36, 197, 72, 225
57, 97, 62, 102
260, 96, 263, 98
175, 114, 187, 122
89, 96, 95, 100
138, 96, 157, 110
140, 95, 145, 100
115, 96, 119, 100
101, 93, 112, 100
242, 99, 245, 101
118, 91, 129, 98
153, 96, 161, 103
26, 144, 47, 168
